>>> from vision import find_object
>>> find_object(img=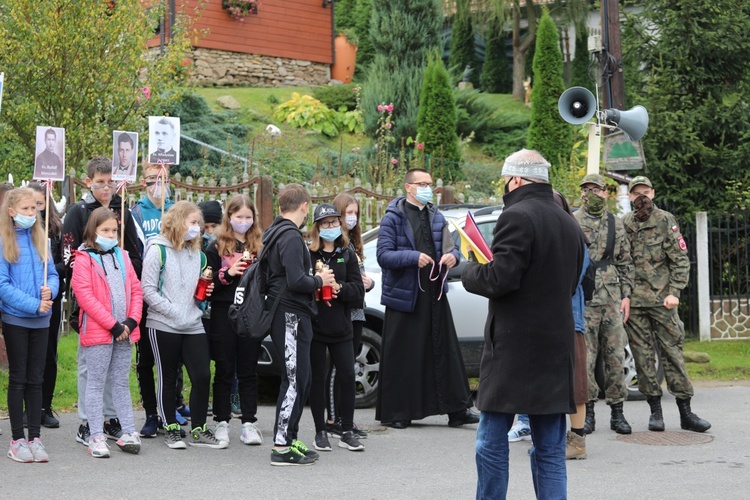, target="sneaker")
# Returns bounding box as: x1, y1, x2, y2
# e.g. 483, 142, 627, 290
116, 433, 142, 454
88, 435, 110, 458
214, 421, 230, 444
314, 430, 332, 451
175, 410, 188, 426
41, 408, 60, 429
338, 431, 365, 451
7, 438, 34, 463
240, 422, 263, 445
326, 421, 343, 439
28, 437, 50, 462
76, 423, 91, 446
177, 405, 191, 419
352, 423, 368, 439
270, 447, 315, 466
103, 418, 123, 440
508, 421, 532, 442
291, 439, 319, 461
190, 424, 228, 449
140, 414, 160, 438
230, 393, 241, 416
164, 423, 187, 449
